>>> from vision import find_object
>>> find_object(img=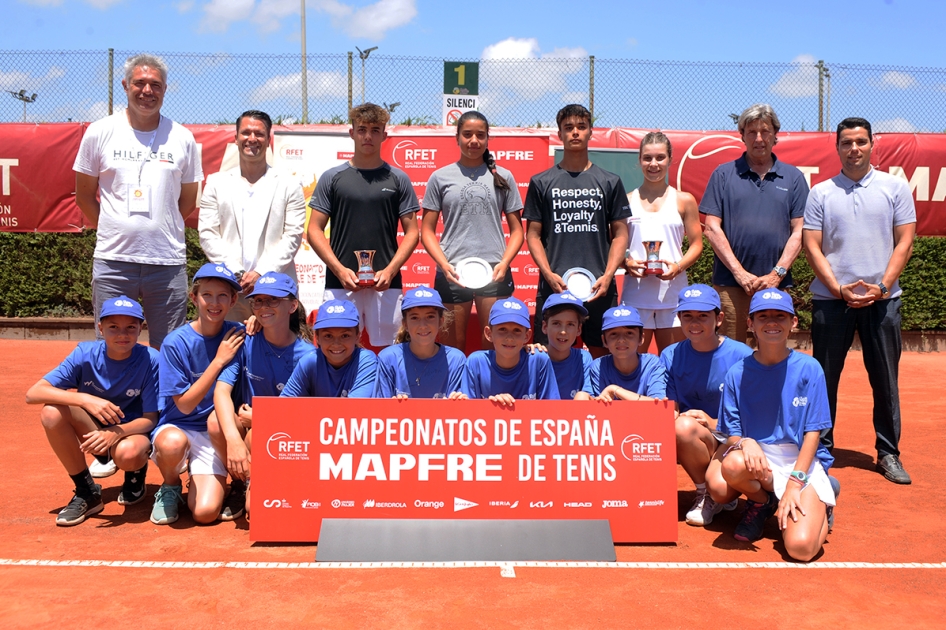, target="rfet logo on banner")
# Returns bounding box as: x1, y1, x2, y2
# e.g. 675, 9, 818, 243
250, 398, 677, 543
